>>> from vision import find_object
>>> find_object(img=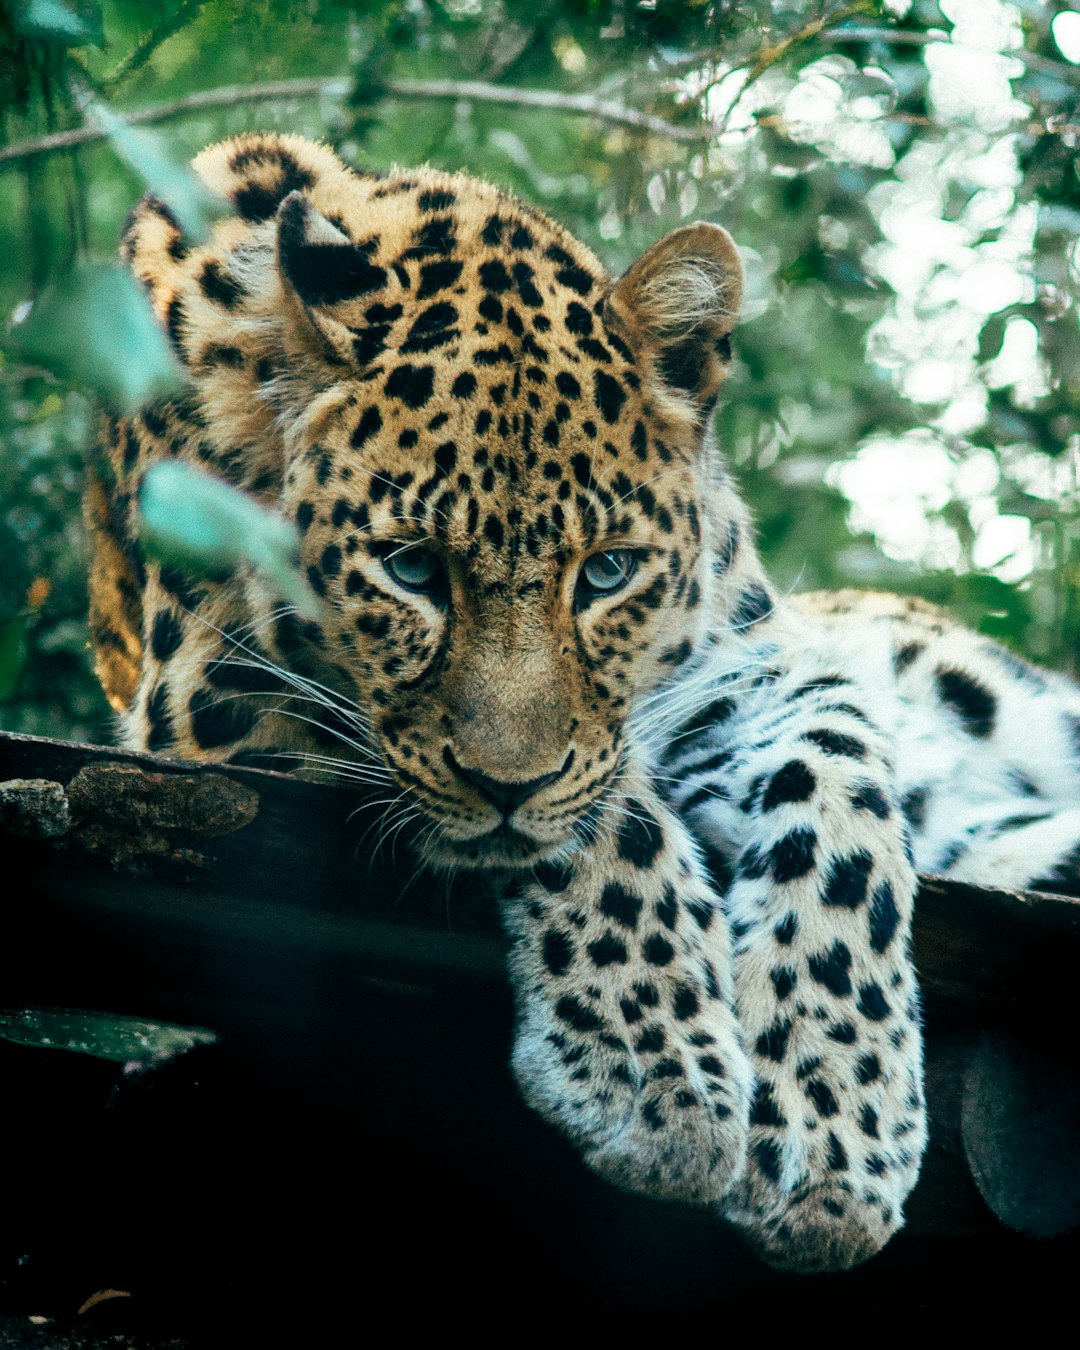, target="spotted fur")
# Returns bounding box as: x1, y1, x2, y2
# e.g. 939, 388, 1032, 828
85, 133, 1080, 1273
